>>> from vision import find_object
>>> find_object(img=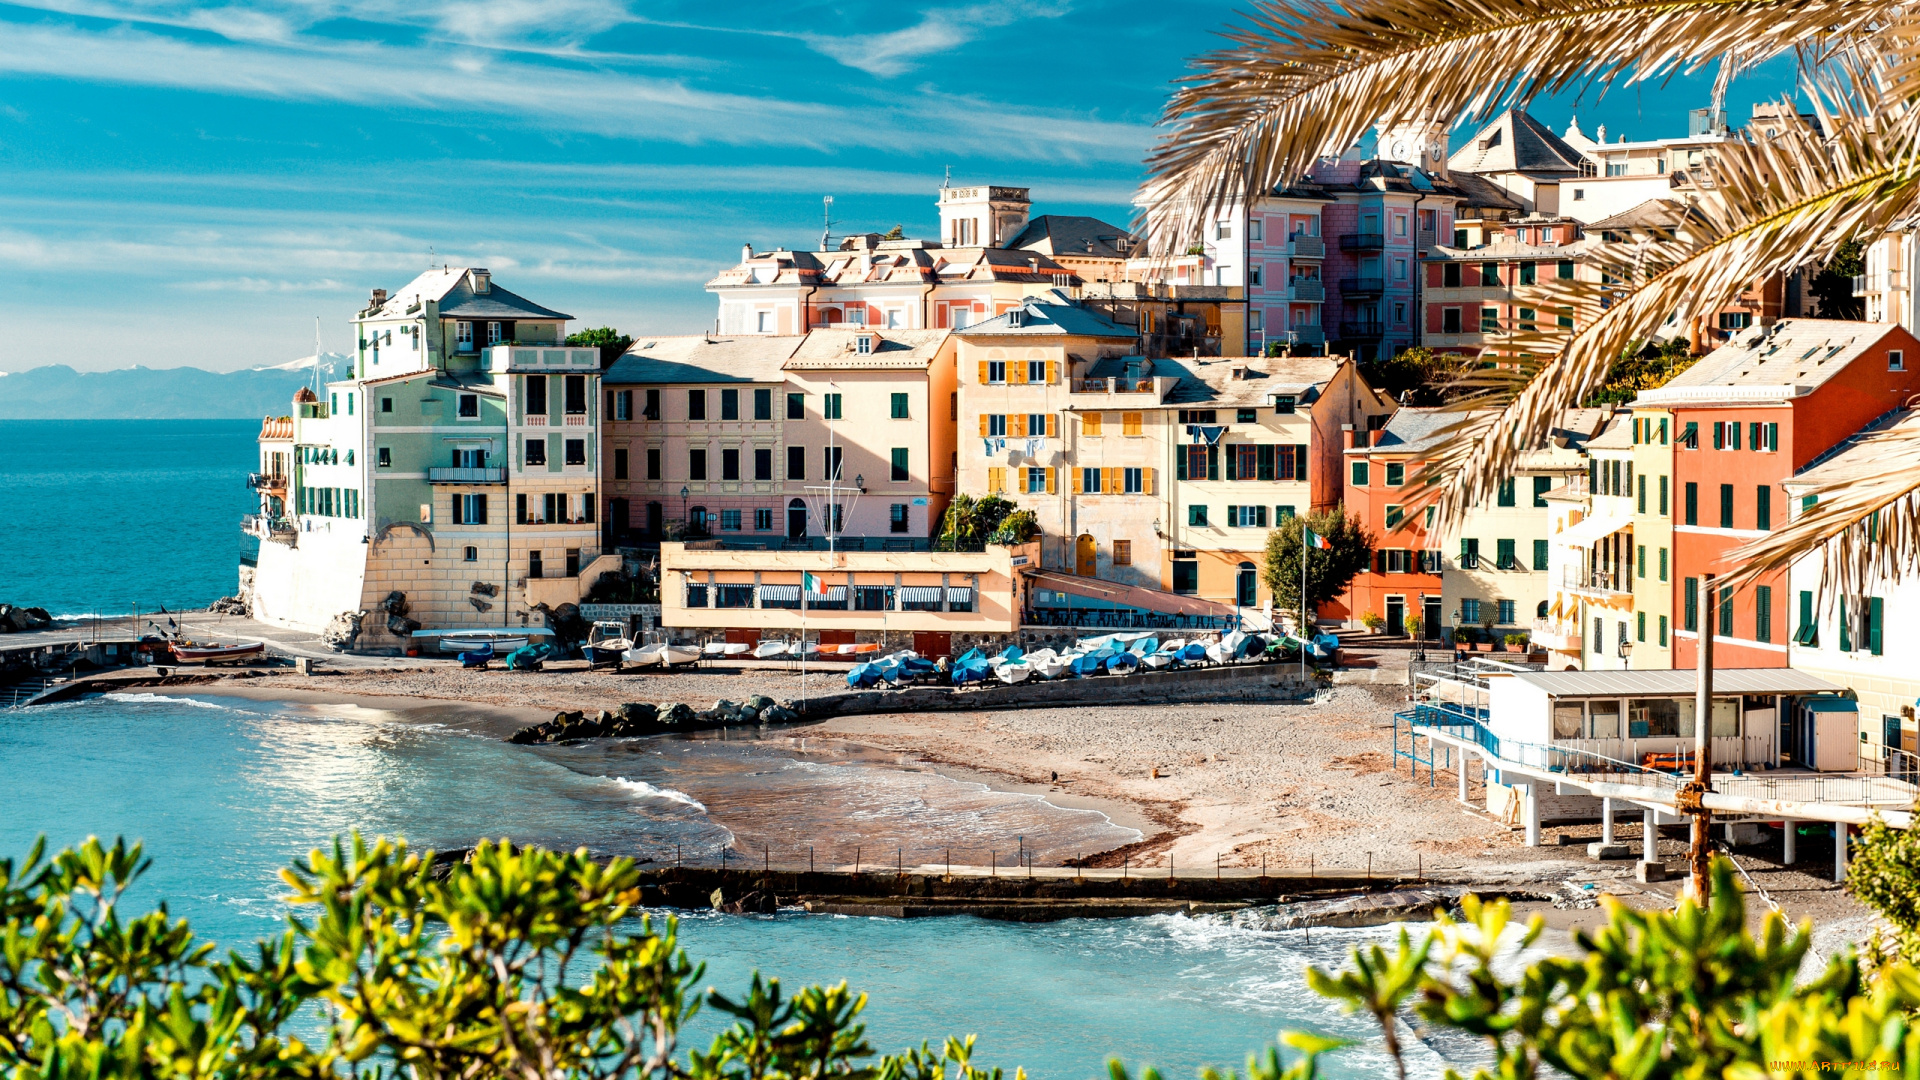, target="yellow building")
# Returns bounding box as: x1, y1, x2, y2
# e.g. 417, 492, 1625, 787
1629, 405, 1675, 668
